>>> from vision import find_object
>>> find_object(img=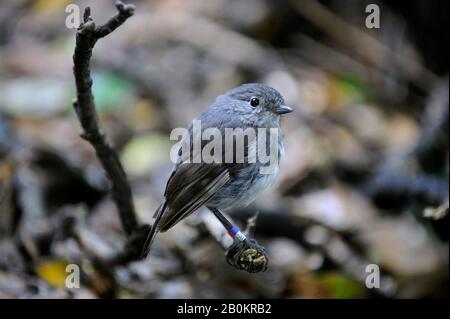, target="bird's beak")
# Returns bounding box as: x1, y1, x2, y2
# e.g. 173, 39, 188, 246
274, 104, 293, 115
